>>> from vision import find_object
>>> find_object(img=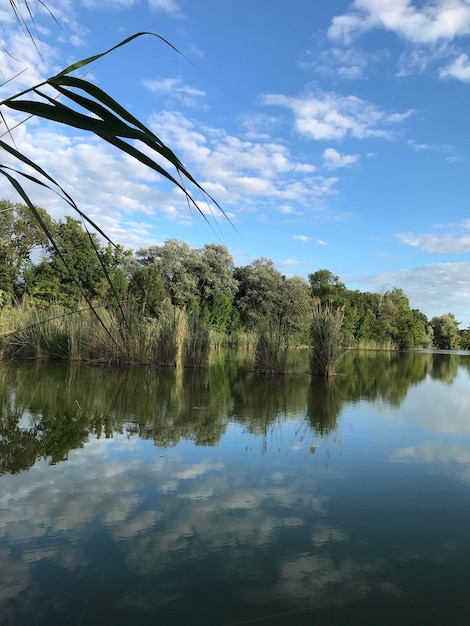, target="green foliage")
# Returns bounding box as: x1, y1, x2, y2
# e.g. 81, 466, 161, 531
155, 306, 180, 367
134, 240, 238, 327
253, 320, 290, 375
308, 269, 346, 303
25, 216, 122, 307
1, 5, 225, 337
182, 312, 211, 368
234, 259, 311, 342
0, 201, 460, 361
128, 263, 165, 317
459, 327, 470, 351
431, 313, 461, 350
0, 200, 51, 303
310, 300, 346, 378
1, 32, 221, 228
